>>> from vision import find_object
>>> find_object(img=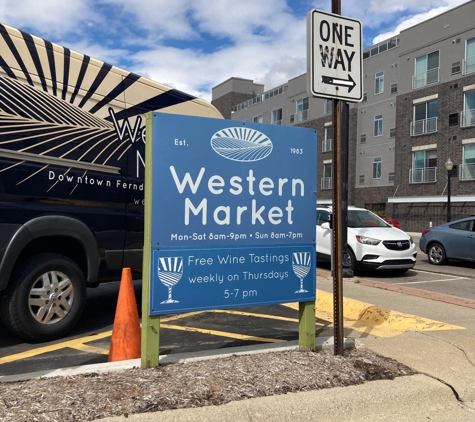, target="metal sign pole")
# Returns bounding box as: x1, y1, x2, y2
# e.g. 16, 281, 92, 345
307, 0, 362, 355
332, 98, 344, 356
331, 0, 344, 357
